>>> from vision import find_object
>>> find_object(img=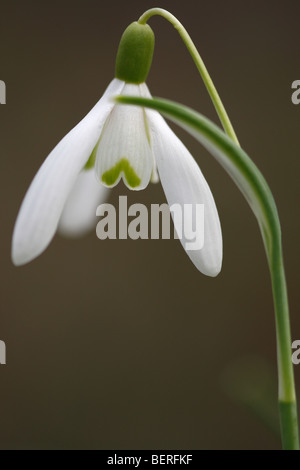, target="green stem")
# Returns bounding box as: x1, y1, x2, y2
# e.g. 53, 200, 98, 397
138, 8, 299, 449
138, 8, 240, 146
269, 240, 299, 449
117, 95, 299, 449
